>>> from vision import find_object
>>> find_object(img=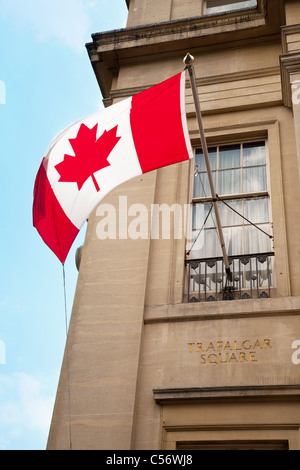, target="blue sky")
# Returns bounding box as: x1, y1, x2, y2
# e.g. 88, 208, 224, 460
0, 0, 128, 450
